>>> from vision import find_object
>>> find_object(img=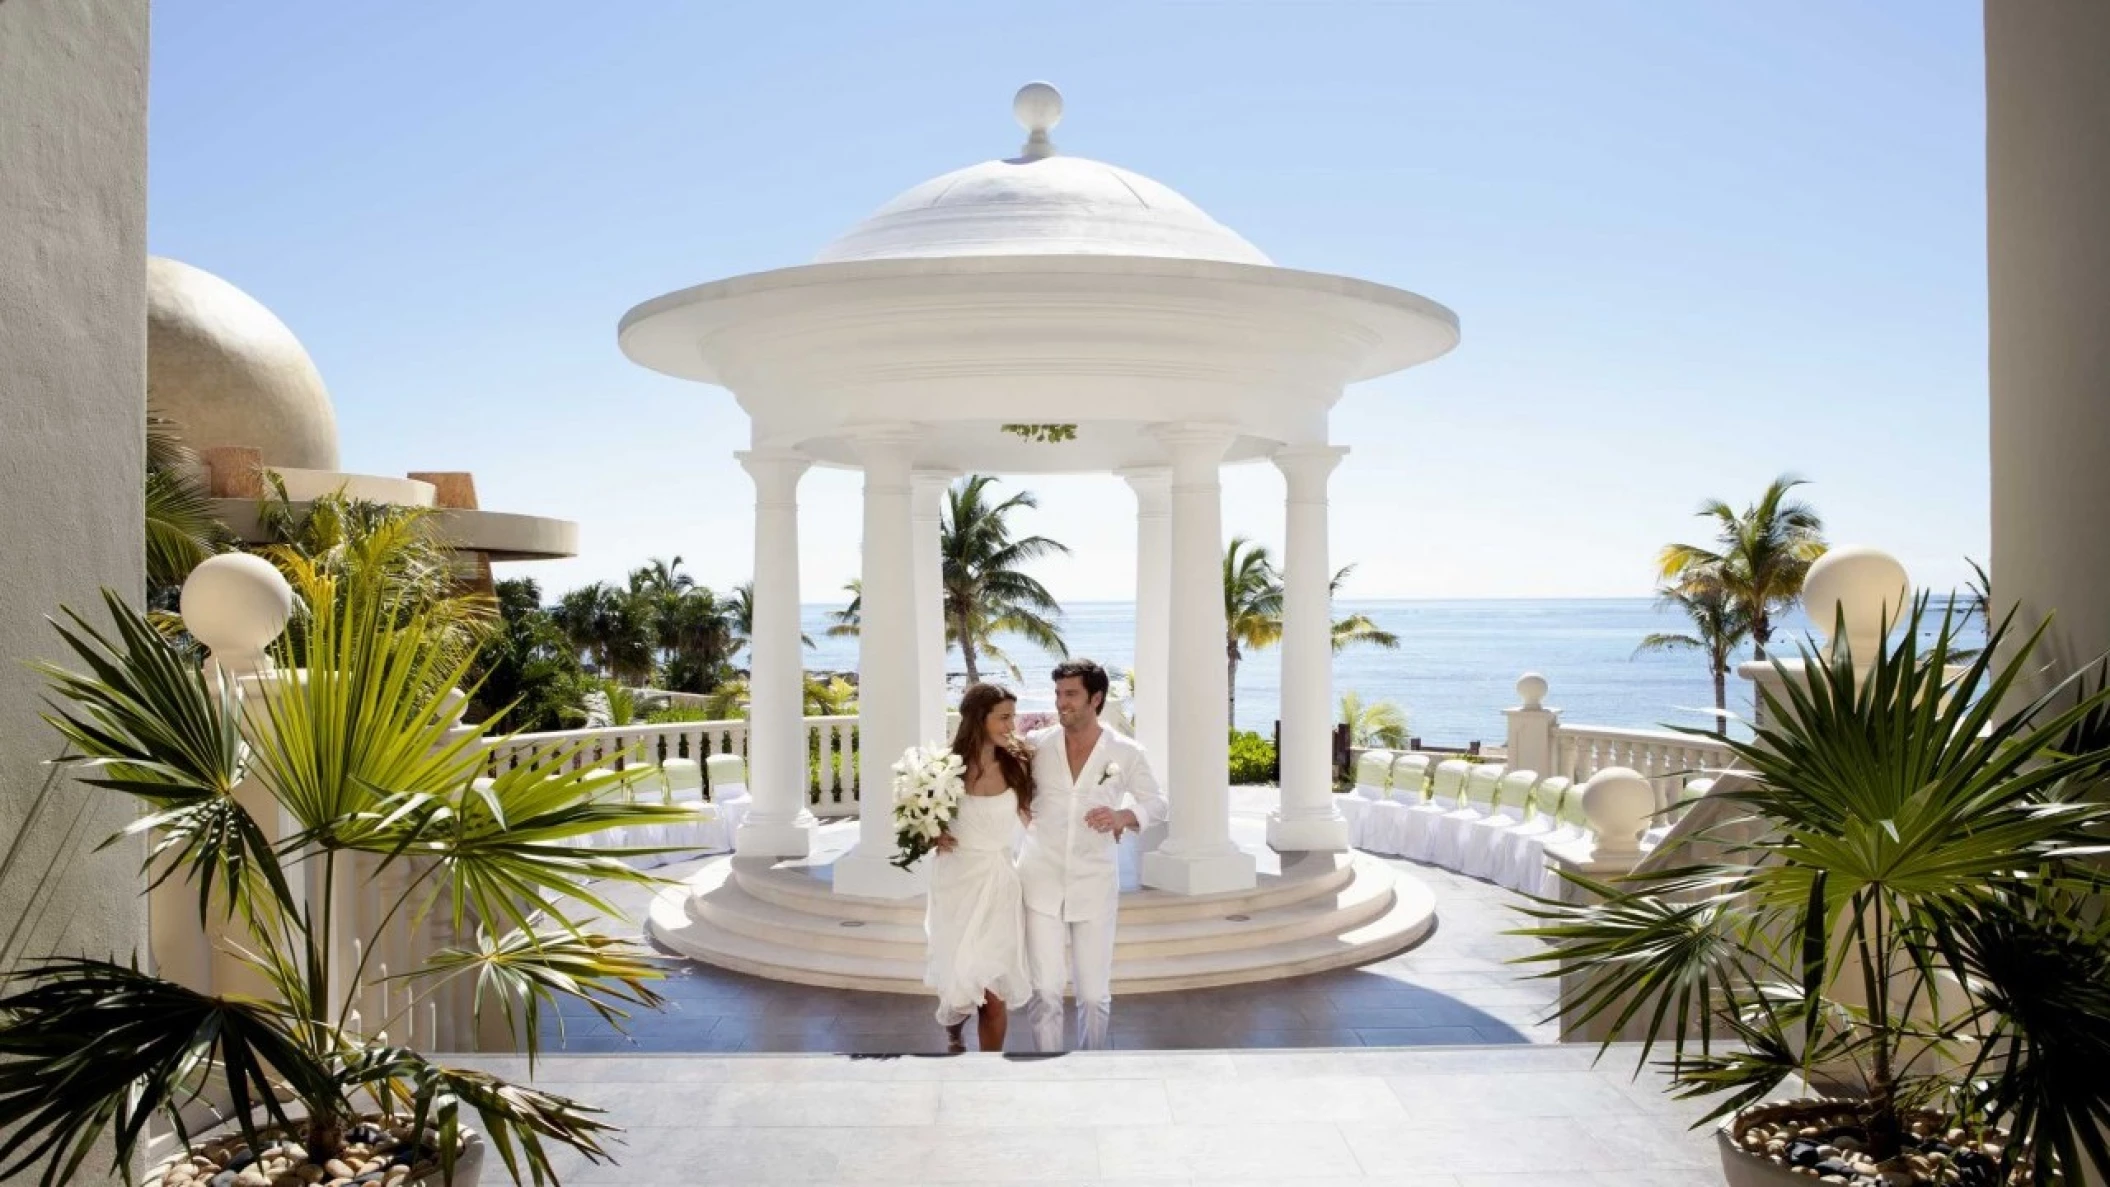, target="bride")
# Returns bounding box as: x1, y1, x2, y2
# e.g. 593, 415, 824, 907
925, 682, 1035, 1052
